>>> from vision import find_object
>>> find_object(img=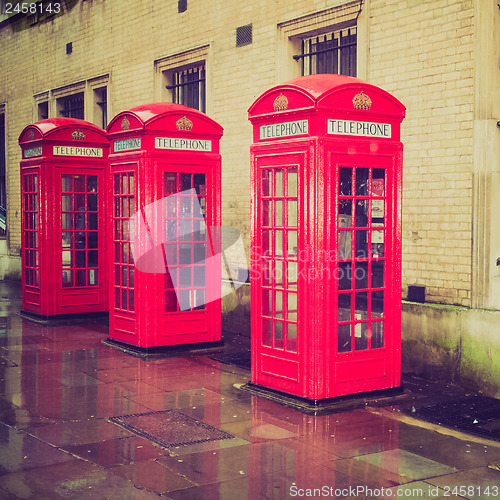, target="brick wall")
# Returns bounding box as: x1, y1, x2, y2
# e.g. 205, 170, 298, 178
0, 0, 480, 307
368, 0, 475, 306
